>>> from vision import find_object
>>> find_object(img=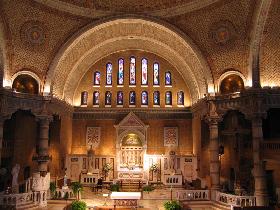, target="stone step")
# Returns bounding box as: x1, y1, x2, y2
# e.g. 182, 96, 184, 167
16, 202, 39, 210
